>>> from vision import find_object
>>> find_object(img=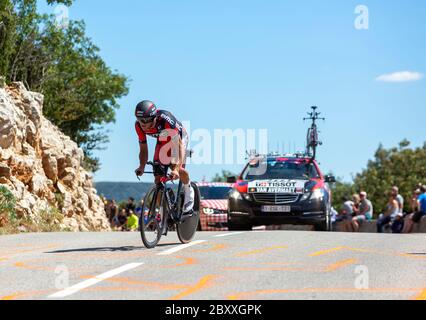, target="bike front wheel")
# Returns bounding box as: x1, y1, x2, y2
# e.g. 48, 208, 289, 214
177, 182, 201, 244
140, 186, 168, 249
